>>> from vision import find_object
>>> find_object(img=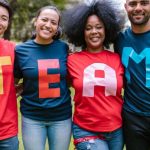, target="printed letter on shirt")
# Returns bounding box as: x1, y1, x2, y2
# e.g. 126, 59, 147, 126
0, 56, 11, 94
83, 63, 117, 97
122, 47, 150, 87
38, 59, 60, 98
